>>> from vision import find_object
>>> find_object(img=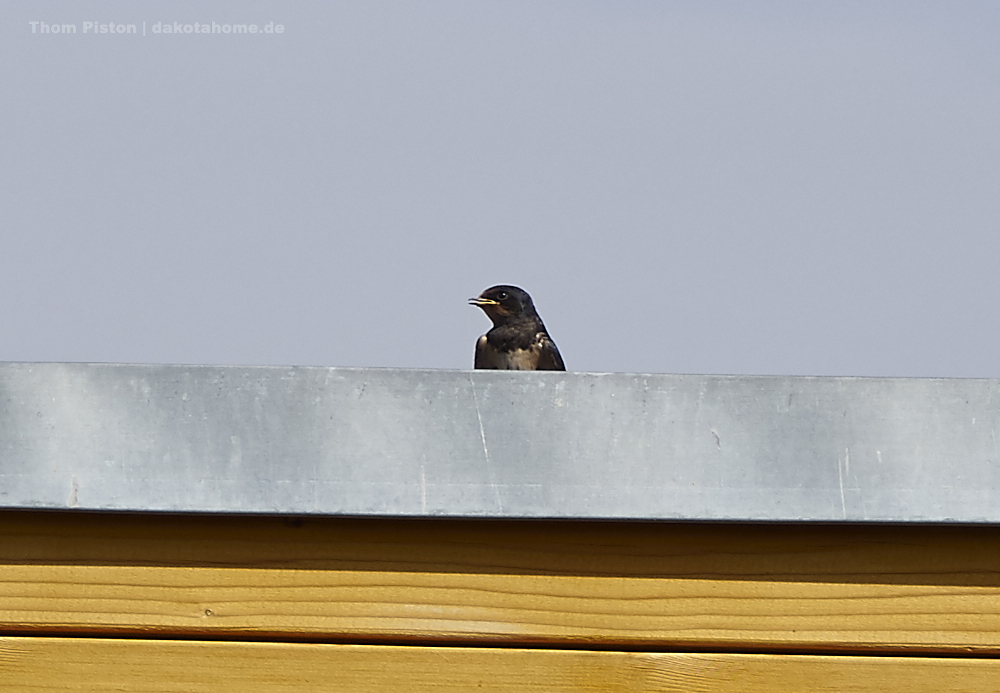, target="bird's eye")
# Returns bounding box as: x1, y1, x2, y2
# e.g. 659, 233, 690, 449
497, 291, 508, 300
